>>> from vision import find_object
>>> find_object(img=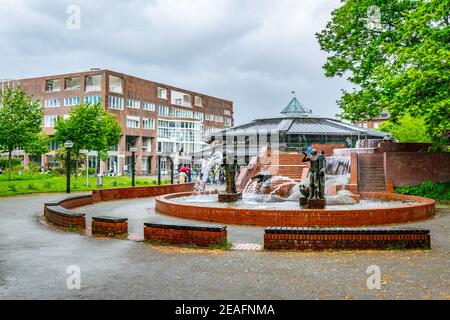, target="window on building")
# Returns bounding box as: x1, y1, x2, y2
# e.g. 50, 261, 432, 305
143, 102, 156, 111
49, 139, 60, 151
224, 117, 232, 127
157, 87, 168, 99
44, 99, 61, 108
215, 115, 223, 123
65, 77, 80, 90
224, 109, 232, 116
85, 96, 102, 104
85, 75, 102, 92
127, 99, 141, 109
126, 116, 140, 128
142, 118, 155, 130
44, 115, 59, 128
109, 75, 123, 94
46, 79, 61, 92
171, 90, 191, 107
142, 137, 152, 153
195, 96, 202, 107
158, 104, 170, 116
205, 114, 214, 121
64, 97, 80, 107
374, 122, 379, 129
171, 107, 194, 119
109, 96, 124, 110
194, 111, 204, 121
